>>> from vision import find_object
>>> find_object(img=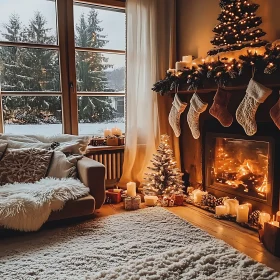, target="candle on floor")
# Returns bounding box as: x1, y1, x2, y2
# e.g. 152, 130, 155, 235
126, 182, 137, 197
259, 212, 271, 227
236, 204, 249, 223
224, 199, 239, 215
270, 215, 280, 227
193, 190, 207, 203
104, 128, 111, 138
144, 195, 158, 206
244, 203, 252, 215
215, 205, 227, 216
276, 211, 280, 222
